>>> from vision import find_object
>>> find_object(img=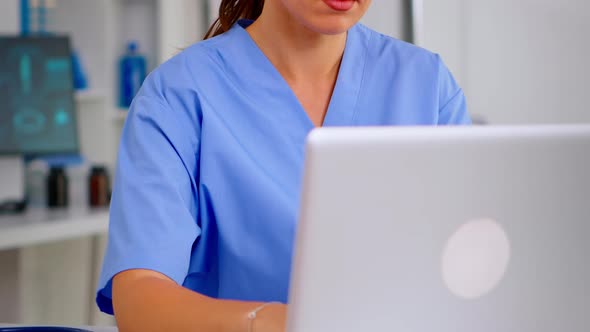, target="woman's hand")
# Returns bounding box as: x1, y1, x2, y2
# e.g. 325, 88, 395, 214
249, 303, 287, 332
